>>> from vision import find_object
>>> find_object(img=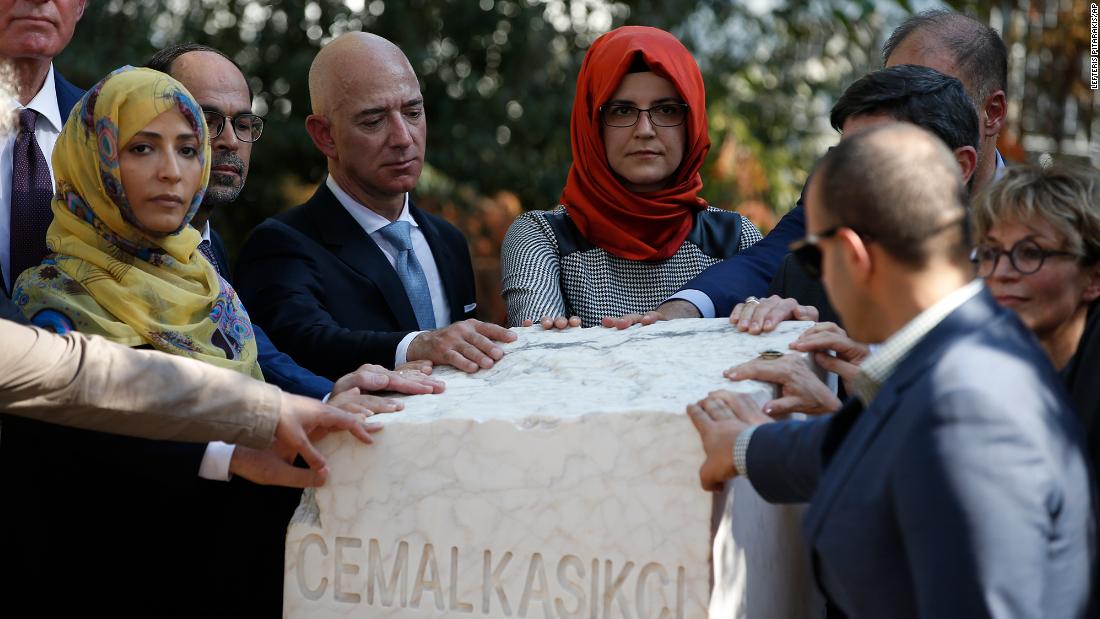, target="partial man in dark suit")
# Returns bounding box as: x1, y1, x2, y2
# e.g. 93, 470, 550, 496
236, 32, 516, 379
1, 0, 85, 298
689, 123, 1095, 618
725, 65, 987, 416
605, 9, 1009, 330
